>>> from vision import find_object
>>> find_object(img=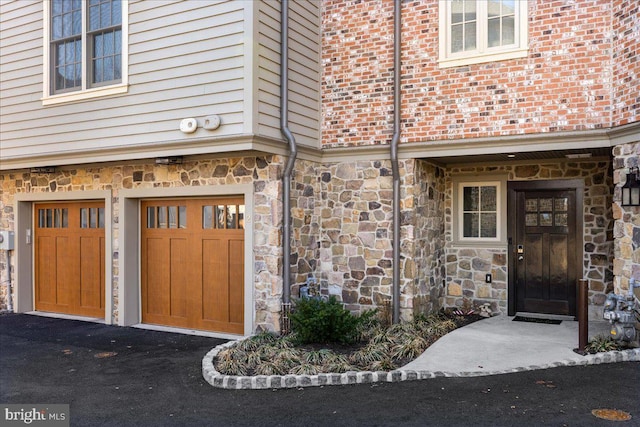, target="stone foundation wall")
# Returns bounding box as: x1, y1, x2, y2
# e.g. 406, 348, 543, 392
612, 141, 640, 293
313, 159, 415, 320
445, 248, 508, 313
289, 160, 322, 298
444, 159, 614, 313
0, 156, 285, 330
412, 160, 446, 315
1, 153, 619, 327
0, 256, 10, 311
